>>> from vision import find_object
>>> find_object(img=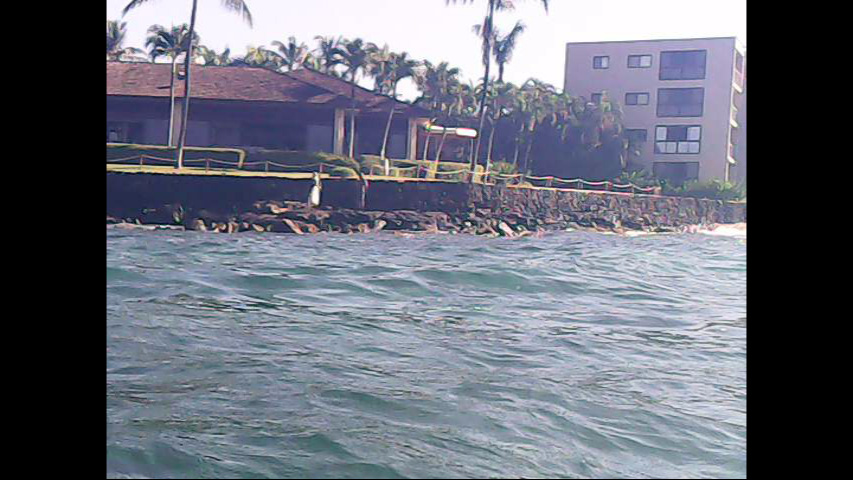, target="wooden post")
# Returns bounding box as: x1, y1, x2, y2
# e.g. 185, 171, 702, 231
265, 161, 269, 173
205, 159, 210, 172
